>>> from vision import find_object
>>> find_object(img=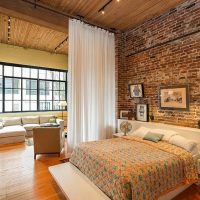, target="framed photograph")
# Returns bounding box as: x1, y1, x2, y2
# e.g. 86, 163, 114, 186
129, 84, 143, 98
136, 104, 149, 122
120, 110, 129, 119
159, 85, 189, 111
